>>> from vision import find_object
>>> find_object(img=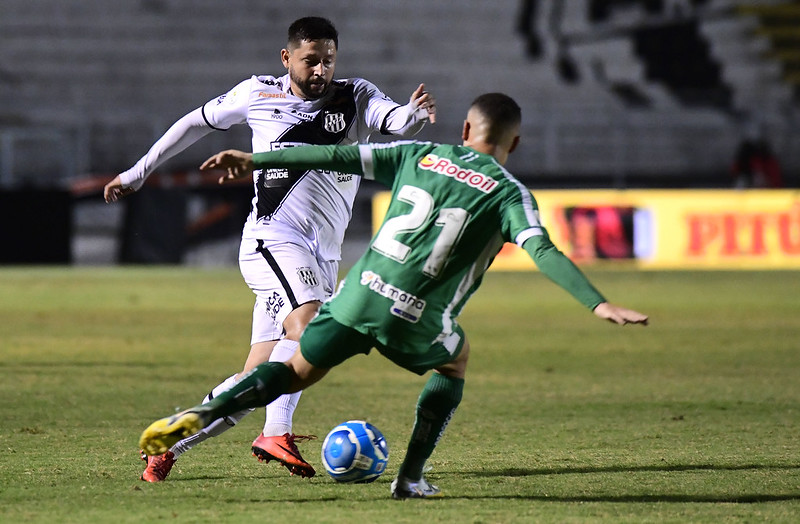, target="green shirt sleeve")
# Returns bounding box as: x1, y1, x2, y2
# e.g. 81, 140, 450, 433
522, 234, 606, 310
252, 144, 364, 174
